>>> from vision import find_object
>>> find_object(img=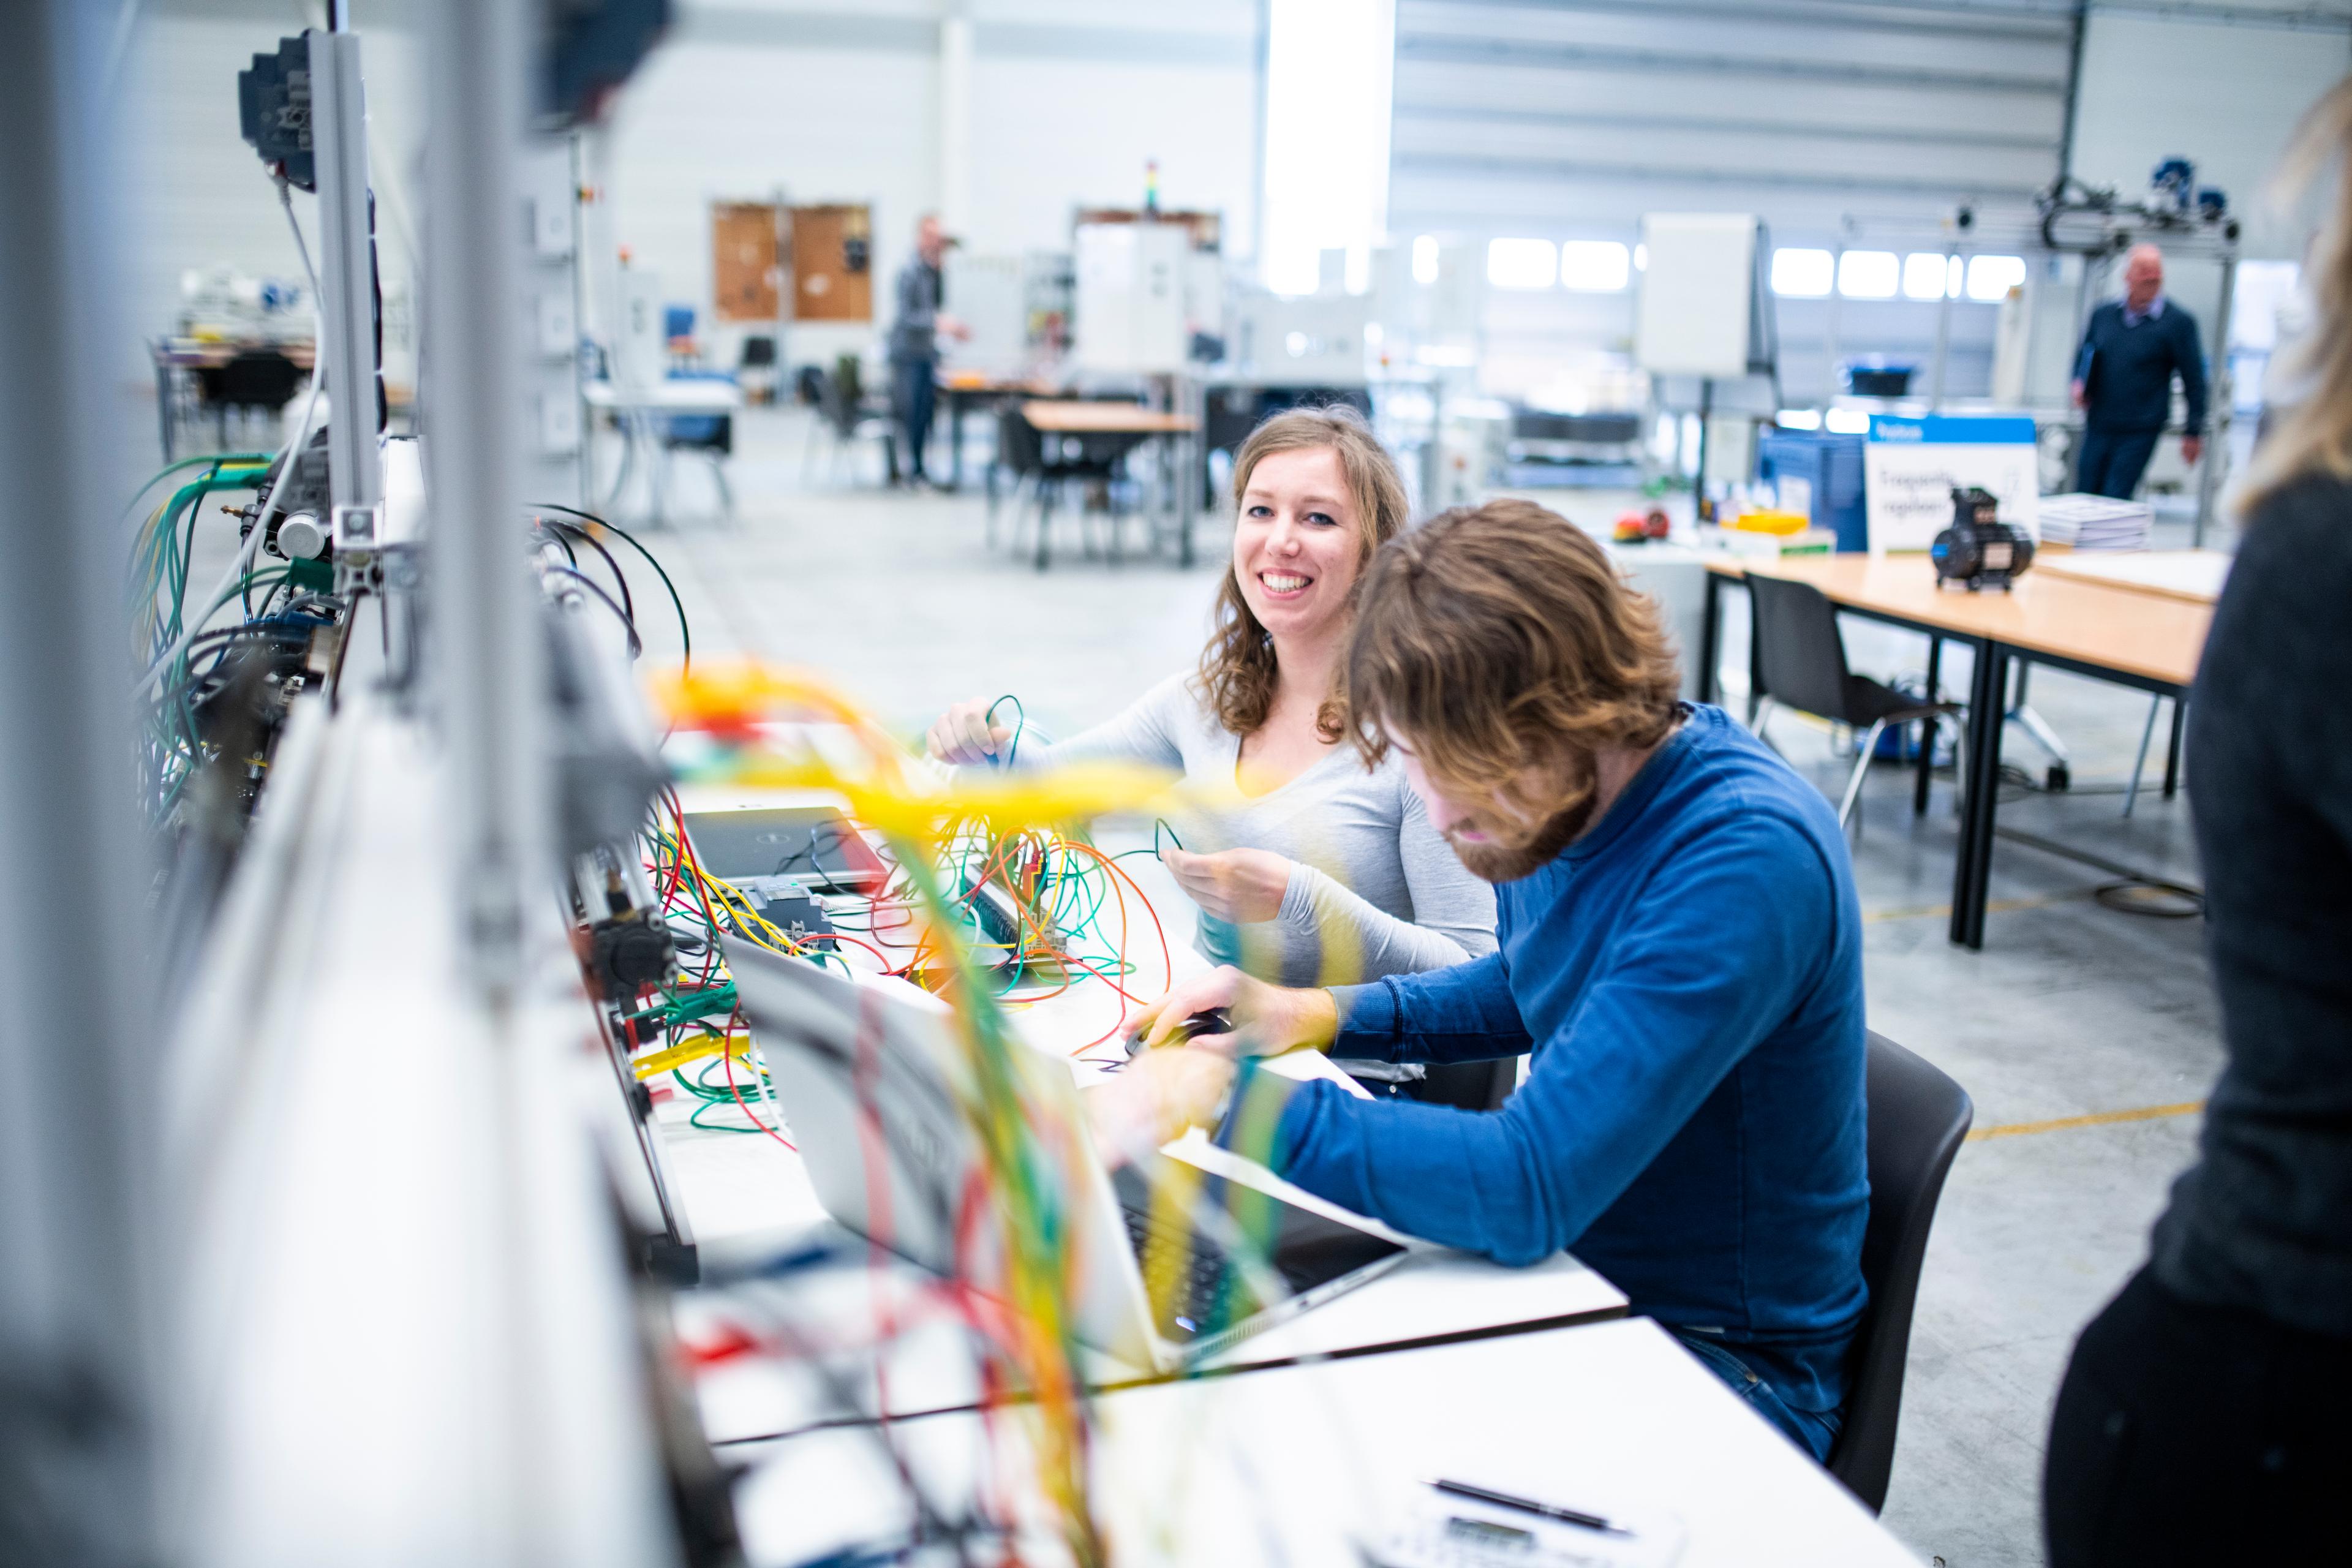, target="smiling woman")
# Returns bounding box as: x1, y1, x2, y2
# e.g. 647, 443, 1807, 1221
924, 405, 1499, 1099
